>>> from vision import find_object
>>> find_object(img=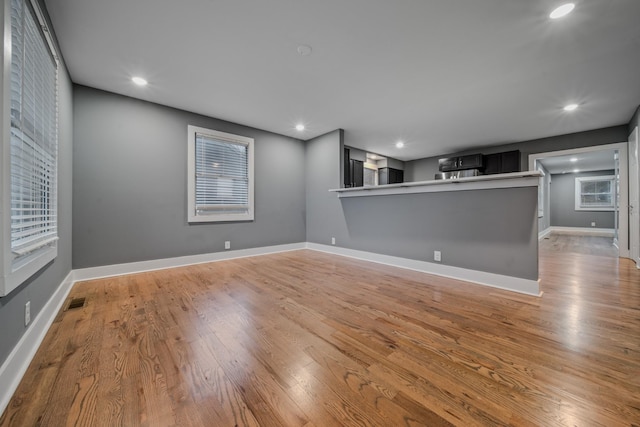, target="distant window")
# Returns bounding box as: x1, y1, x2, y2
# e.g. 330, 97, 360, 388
1, 0, 59, 296
187, 125, 254, 222
575, 175, 615, 211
